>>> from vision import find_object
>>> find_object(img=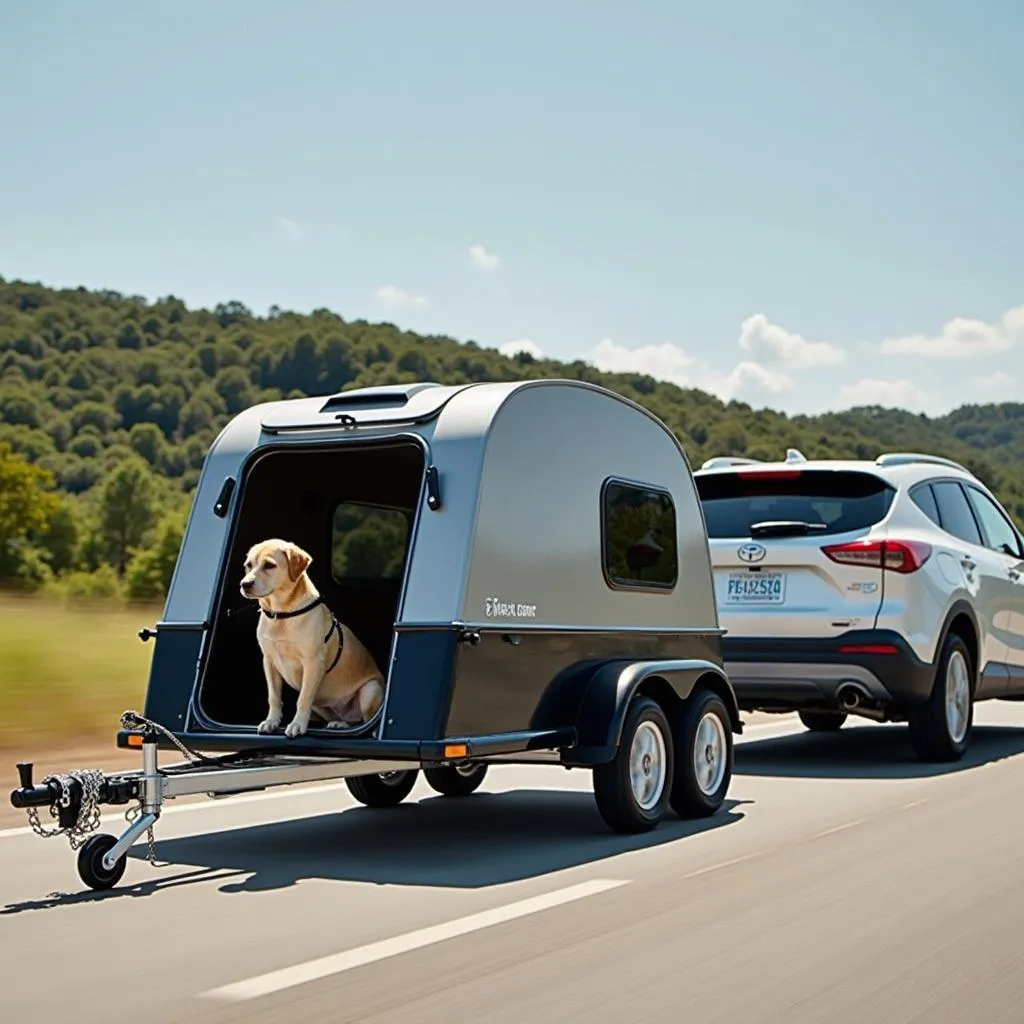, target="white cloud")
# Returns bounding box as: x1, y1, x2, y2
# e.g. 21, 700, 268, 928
1003, 306, 1024, 339
374, 284, 427, 307
587, 338, 697, 384
277, 216, 303, 242
469, 244, 501, 271
584, 339, 793, 404
723, 361, 795, 397
836, 378, 930, 410
499, 338, 544, 359
738, 313, 846, 367
880, 305, 1024, 358
970, 370, 1017, 400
